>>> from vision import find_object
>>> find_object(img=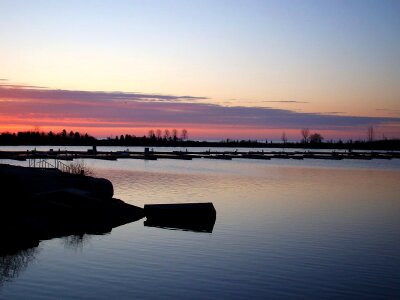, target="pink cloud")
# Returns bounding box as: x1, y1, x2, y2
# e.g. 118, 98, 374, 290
1, 82, 399, 139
